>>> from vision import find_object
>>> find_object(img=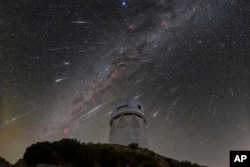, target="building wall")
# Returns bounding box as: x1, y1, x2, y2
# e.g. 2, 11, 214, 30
109, 114, 147, 148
